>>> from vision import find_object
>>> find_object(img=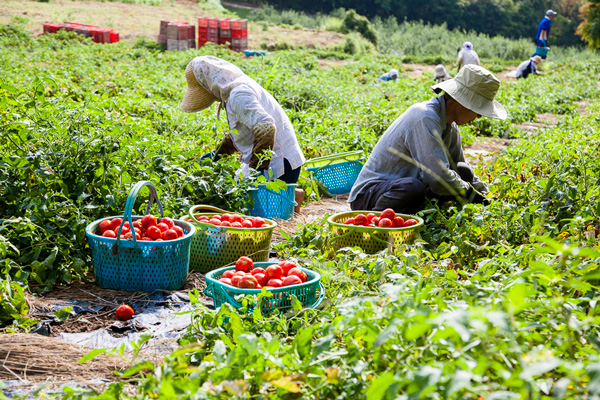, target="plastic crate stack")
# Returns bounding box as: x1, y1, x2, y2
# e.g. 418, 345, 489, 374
198, 17, 247, 52
158, 20, 195, 51
43, 22, 119, 43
